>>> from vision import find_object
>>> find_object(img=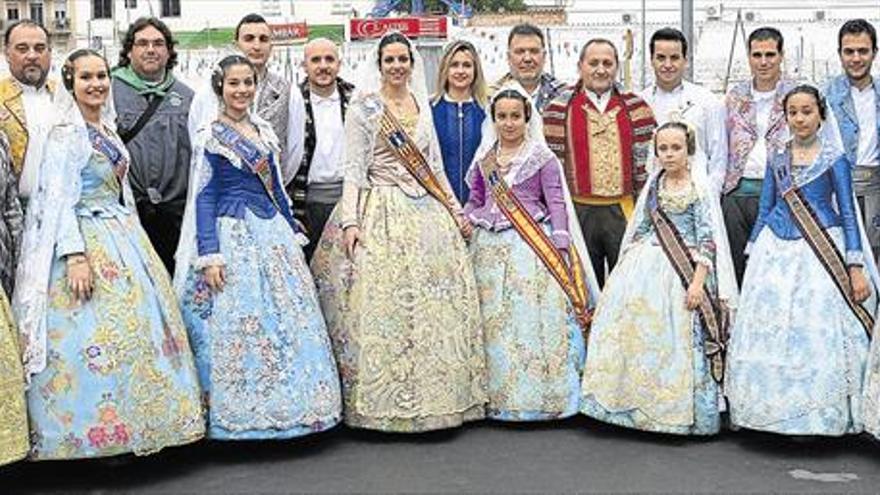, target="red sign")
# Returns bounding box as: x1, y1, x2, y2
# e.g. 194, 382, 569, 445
349, 17, 448, 41
270, 23, 309, 44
